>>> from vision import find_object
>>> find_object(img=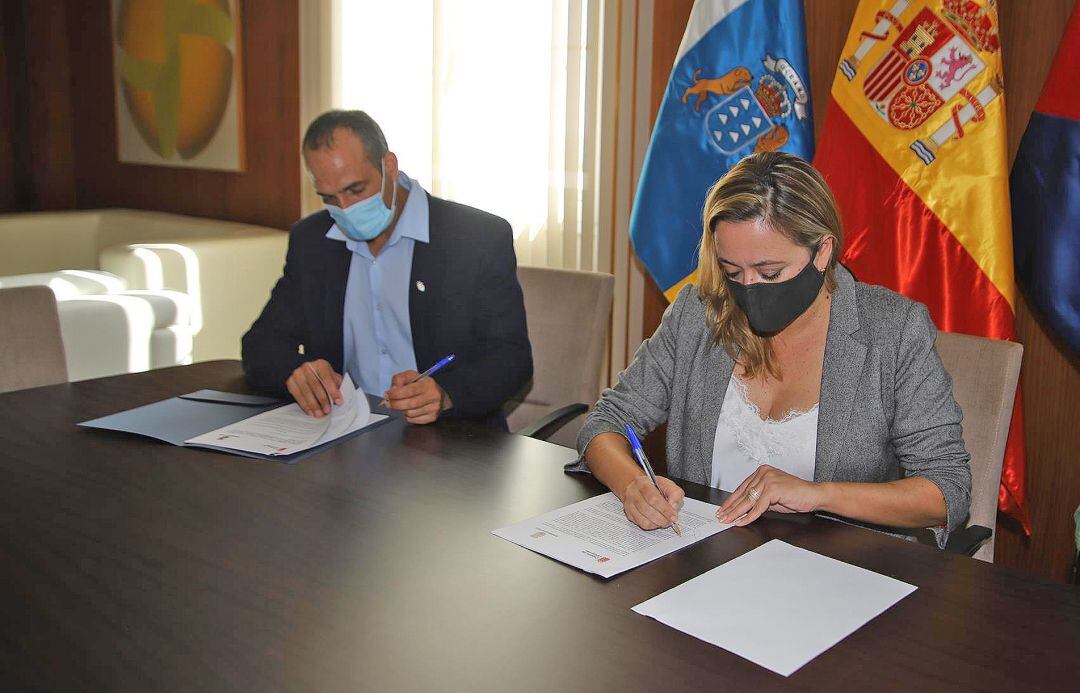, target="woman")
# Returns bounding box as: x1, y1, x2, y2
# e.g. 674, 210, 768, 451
574, 151, 971, 547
